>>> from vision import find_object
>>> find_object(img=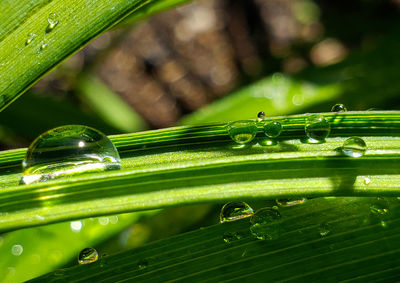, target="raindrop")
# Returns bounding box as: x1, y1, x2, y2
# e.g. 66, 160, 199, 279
276, 198, 306, 207
250, 208, 281, 240
305, 115, 330, 142
331, 104, 347, 112
25, 33, 36, 45
263, 121, 283, 138
220, 202, 254, 223
341, 137, 366, 158
40, 39, 48, 50
78, 248, 99, 264
226, 120, 258, 144
138, 259, 149, 269
21, 125, 121, 184
47, 13, 59, 31
257, 111, 266, 121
